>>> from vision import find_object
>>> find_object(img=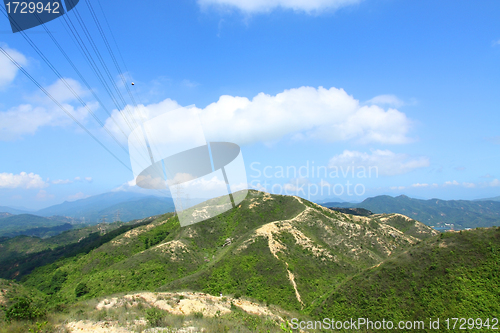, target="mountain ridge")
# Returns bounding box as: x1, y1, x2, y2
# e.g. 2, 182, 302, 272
323, 194, 500, 229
